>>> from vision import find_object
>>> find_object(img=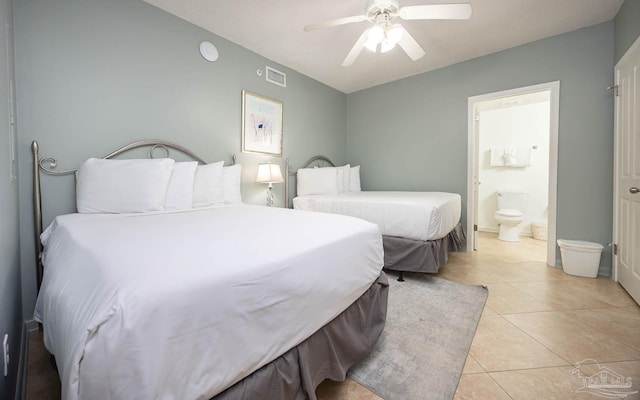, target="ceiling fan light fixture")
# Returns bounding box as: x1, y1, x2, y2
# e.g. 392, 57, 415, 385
387, 24, 403, 43
380, 24, 403, 53
380, 39, 395, 53
365, 25, 384, 52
